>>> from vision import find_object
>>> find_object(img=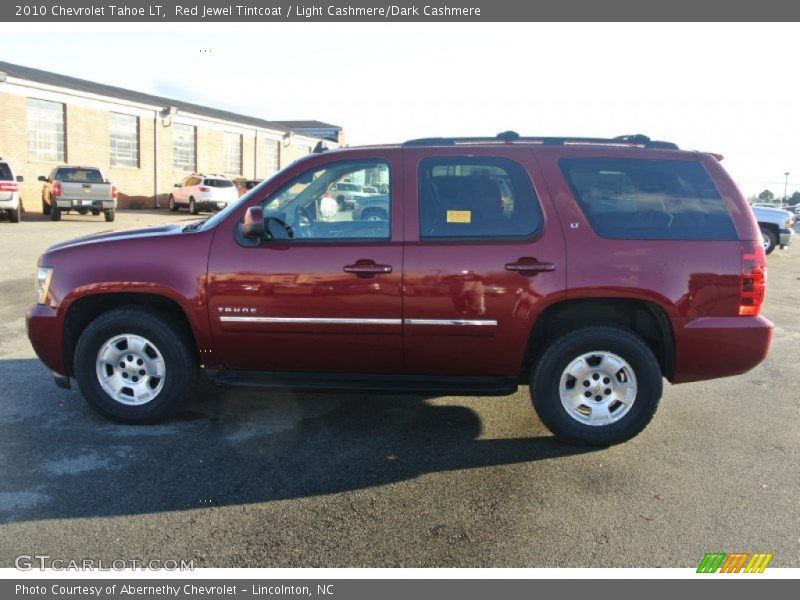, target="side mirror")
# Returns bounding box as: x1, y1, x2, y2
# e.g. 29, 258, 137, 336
38, 175, 47, 182
240, 206, 265, 239
16, 175, 23, 182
